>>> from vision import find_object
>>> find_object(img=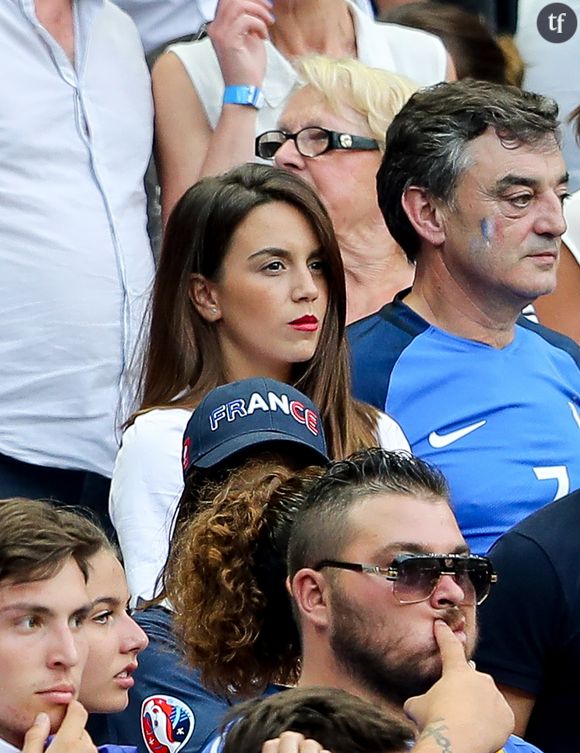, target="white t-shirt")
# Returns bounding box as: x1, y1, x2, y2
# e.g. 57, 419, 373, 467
110, 406, 410, 603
